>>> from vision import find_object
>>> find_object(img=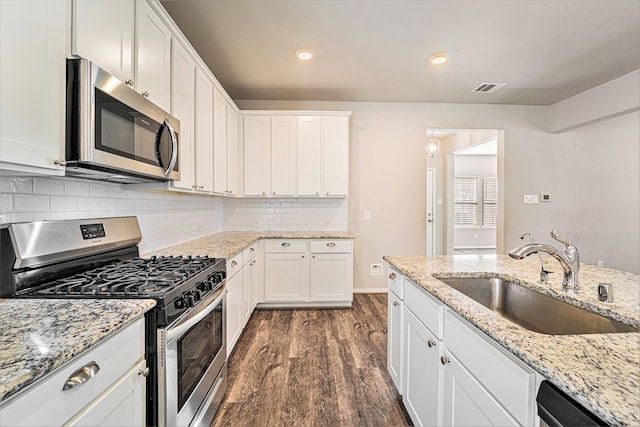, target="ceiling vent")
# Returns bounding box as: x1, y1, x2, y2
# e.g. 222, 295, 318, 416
472, 82, 506, 93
